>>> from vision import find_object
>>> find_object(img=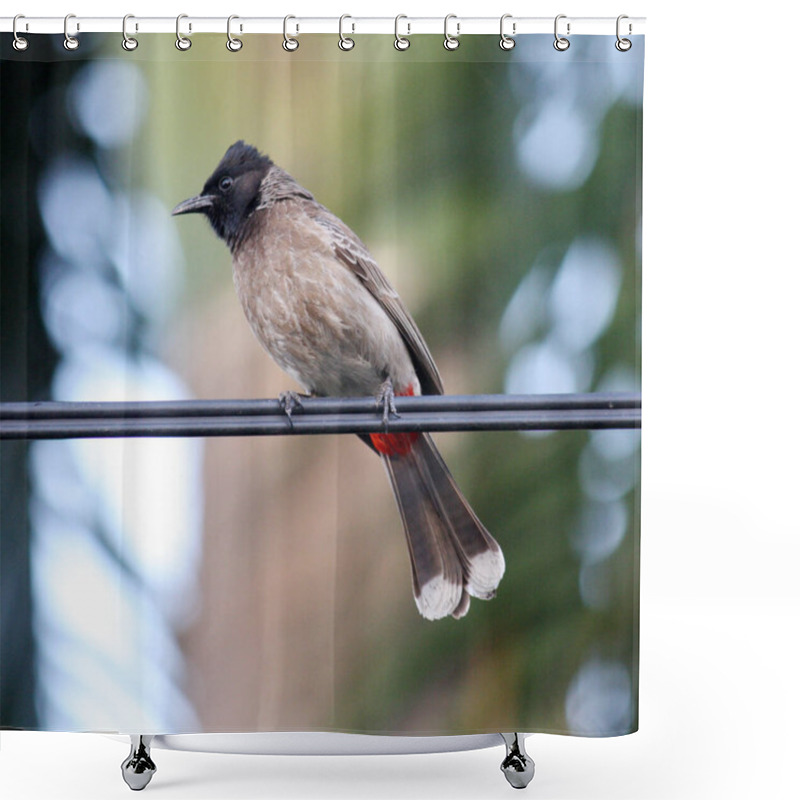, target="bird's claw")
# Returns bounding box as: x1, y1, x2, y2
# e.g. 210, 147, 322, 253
279, 391, 308, 428
376, 380, 399, 430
